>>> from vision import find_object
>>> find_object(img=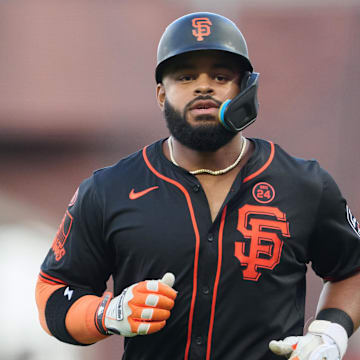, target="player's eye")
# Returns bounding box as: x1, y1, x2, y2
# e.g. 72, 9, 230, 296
215, 74, 230, 82
177, 74, 194, 82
